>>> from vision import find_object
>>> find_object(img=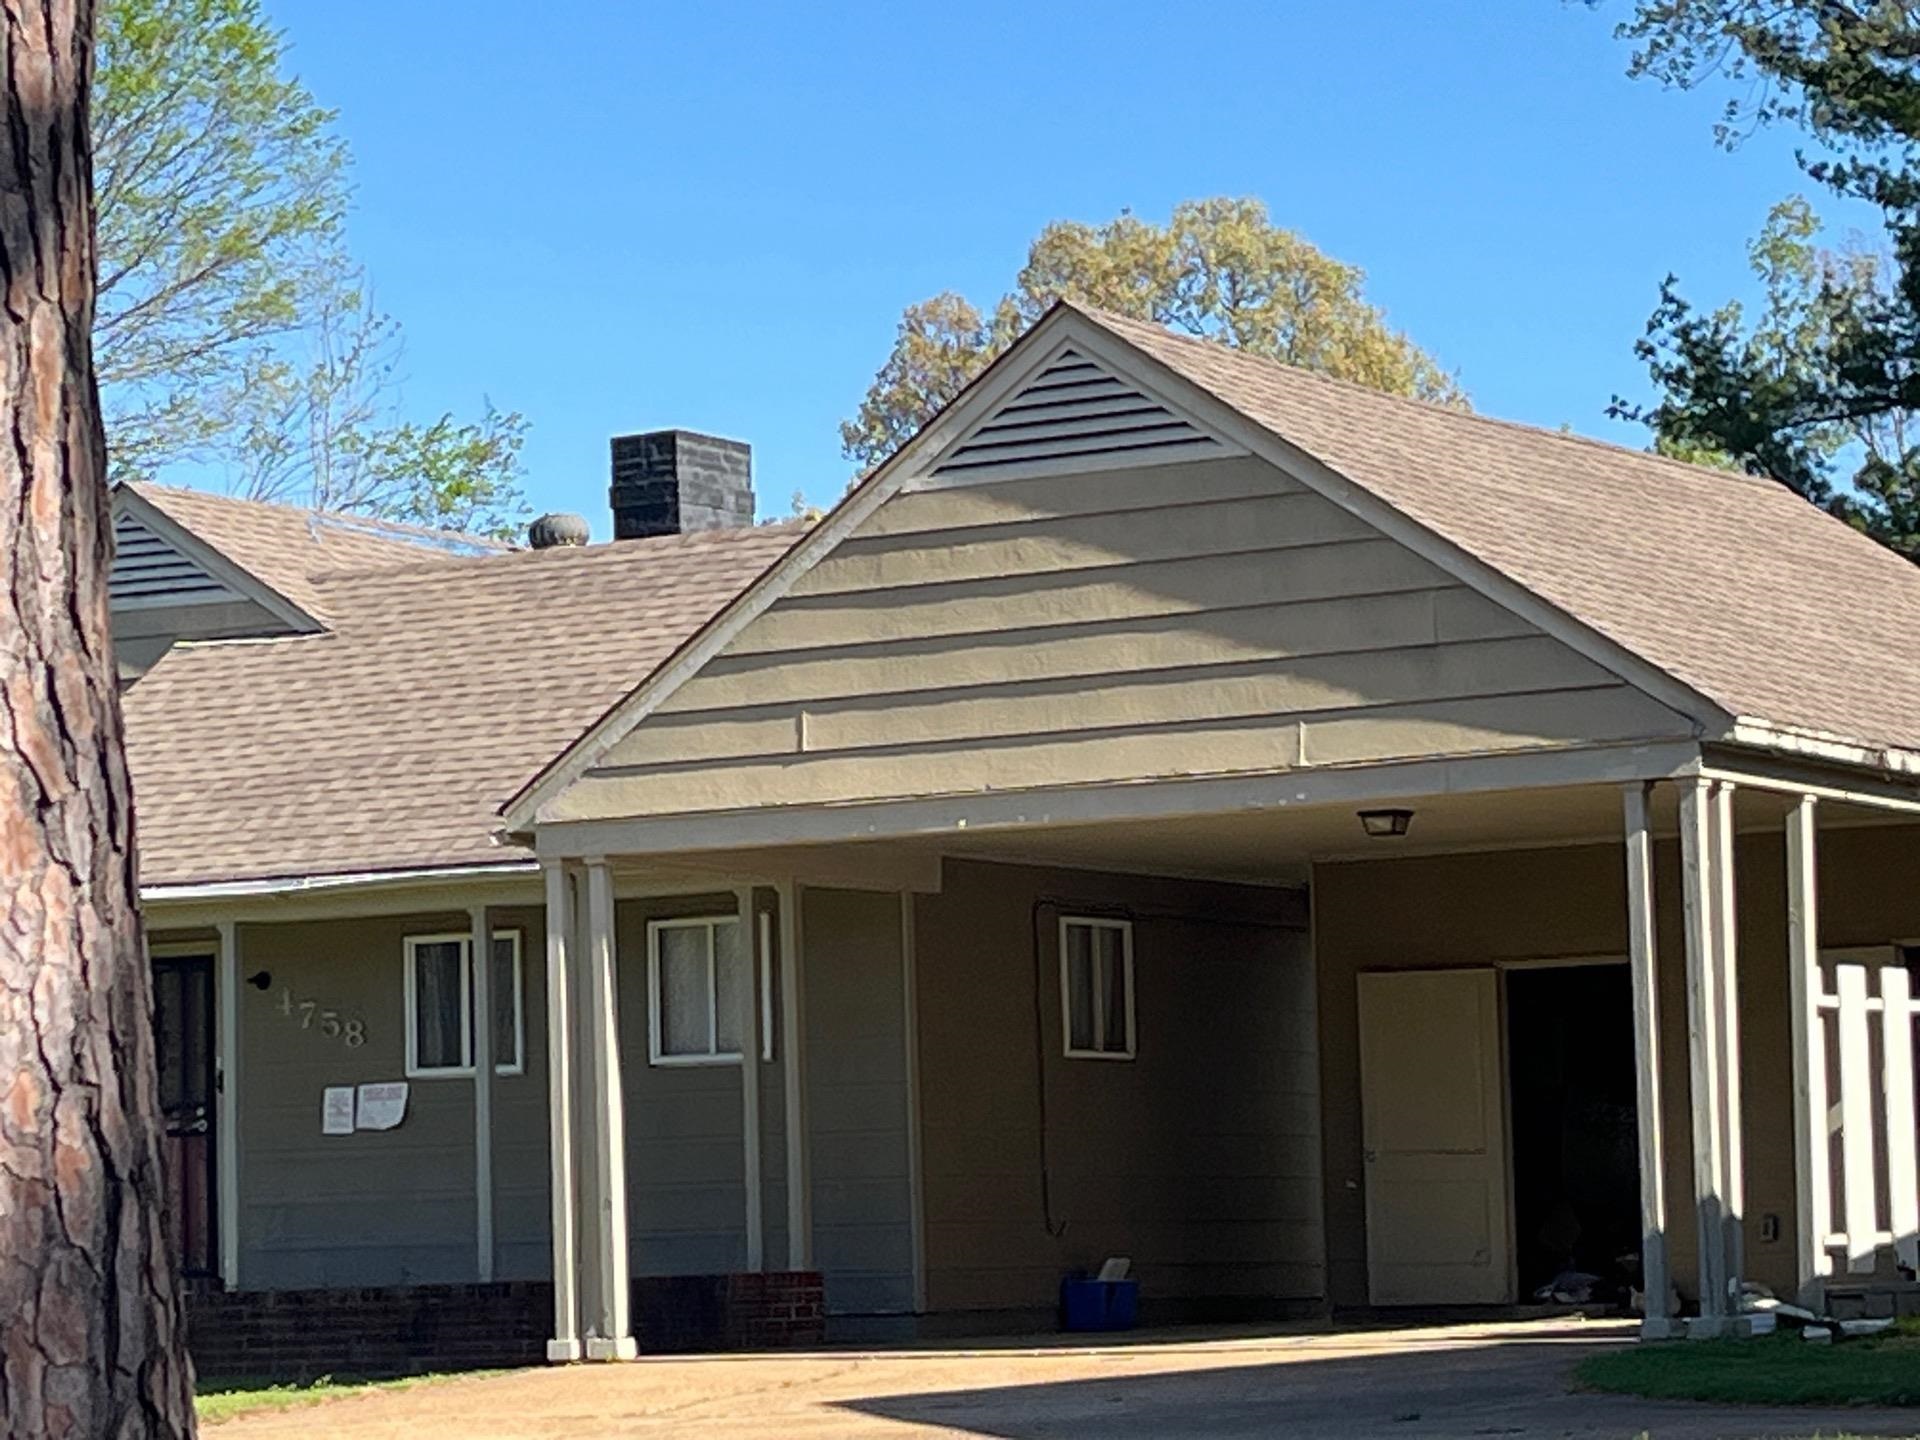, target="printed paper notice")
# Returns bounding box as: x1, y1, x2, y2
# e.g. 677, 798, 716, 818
355, 1081, 409, 1132
321, 1085, 355, 1136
